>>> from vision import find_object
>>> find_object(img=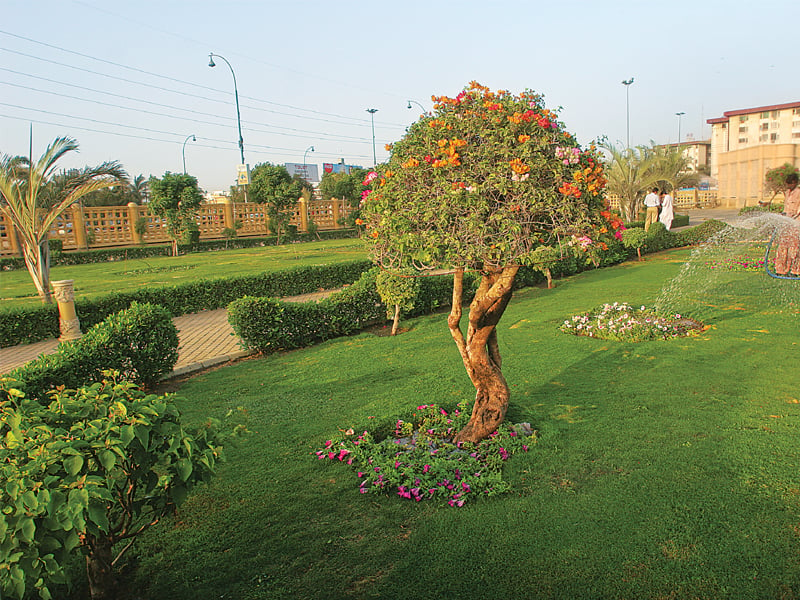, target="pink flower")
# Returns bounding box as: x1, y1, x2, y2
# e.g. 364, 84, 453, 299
363, 171, 378, 185
423, 464, 430, 474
